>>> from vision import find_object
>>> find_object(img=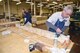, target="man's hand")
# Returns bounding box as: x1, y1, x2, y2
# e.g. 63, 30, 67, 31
56, 28, 62, 34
